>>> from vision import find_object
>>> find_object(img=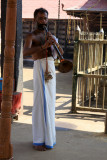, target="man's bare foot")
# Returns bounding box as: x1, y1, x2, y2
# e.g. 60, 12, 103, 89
33, 145, 46, 151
